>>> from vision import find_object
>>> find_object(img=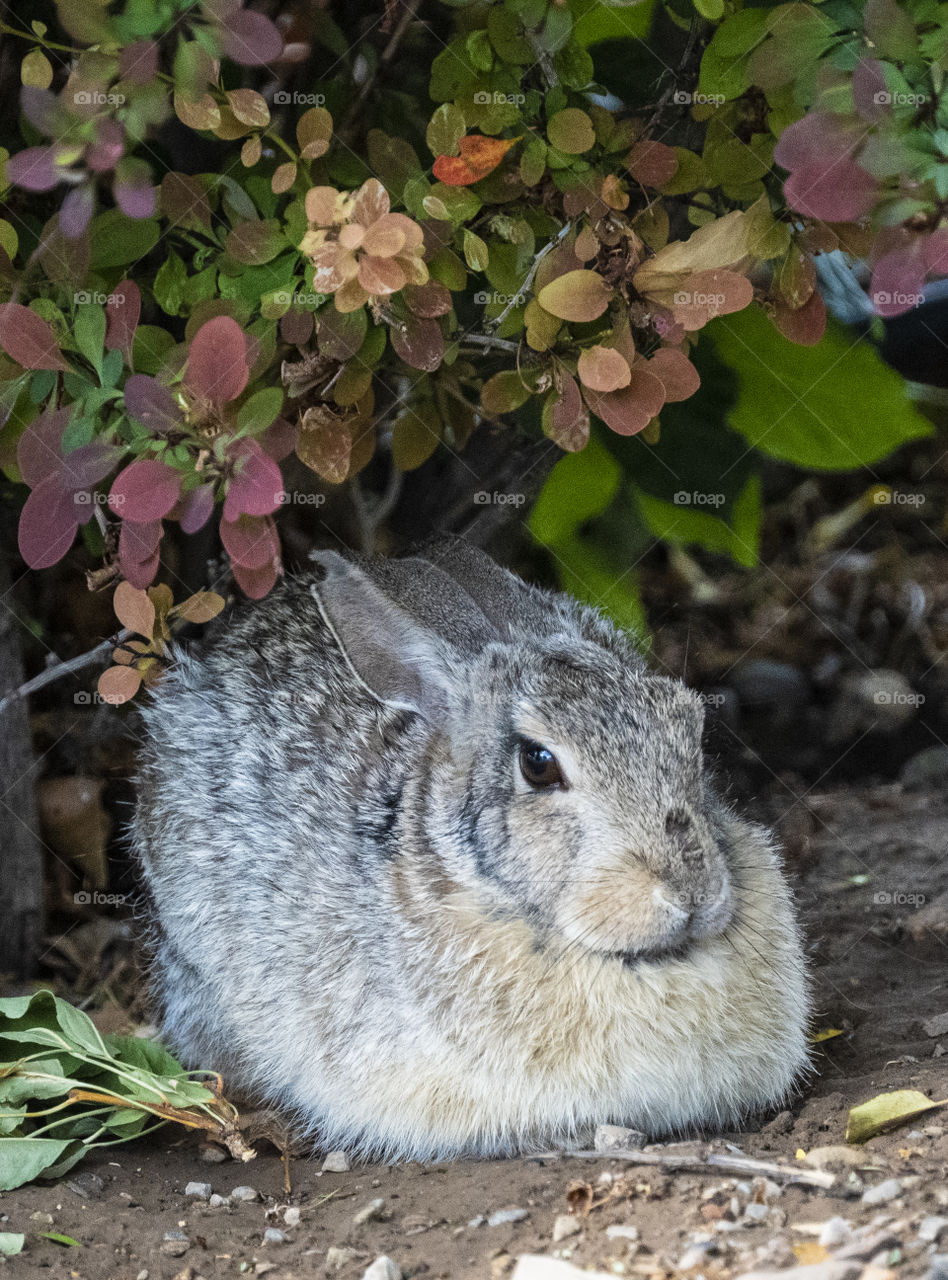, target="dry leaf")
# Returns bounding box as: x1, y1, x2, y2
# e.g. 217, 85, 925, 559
846, 1089, 946, 1143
